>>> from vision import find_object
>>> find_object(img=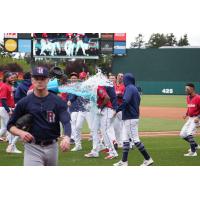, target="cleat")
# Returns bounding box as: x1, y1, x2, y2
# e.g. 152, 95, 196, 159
140, 158, 154, 166
6, 144, 13, 153
113, 160, 128, 166
12, 147, 22, 154
84, 152, 99, 158
71, 145, 82, 152
184, 151, 197, 157
6, 145, 22, 154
